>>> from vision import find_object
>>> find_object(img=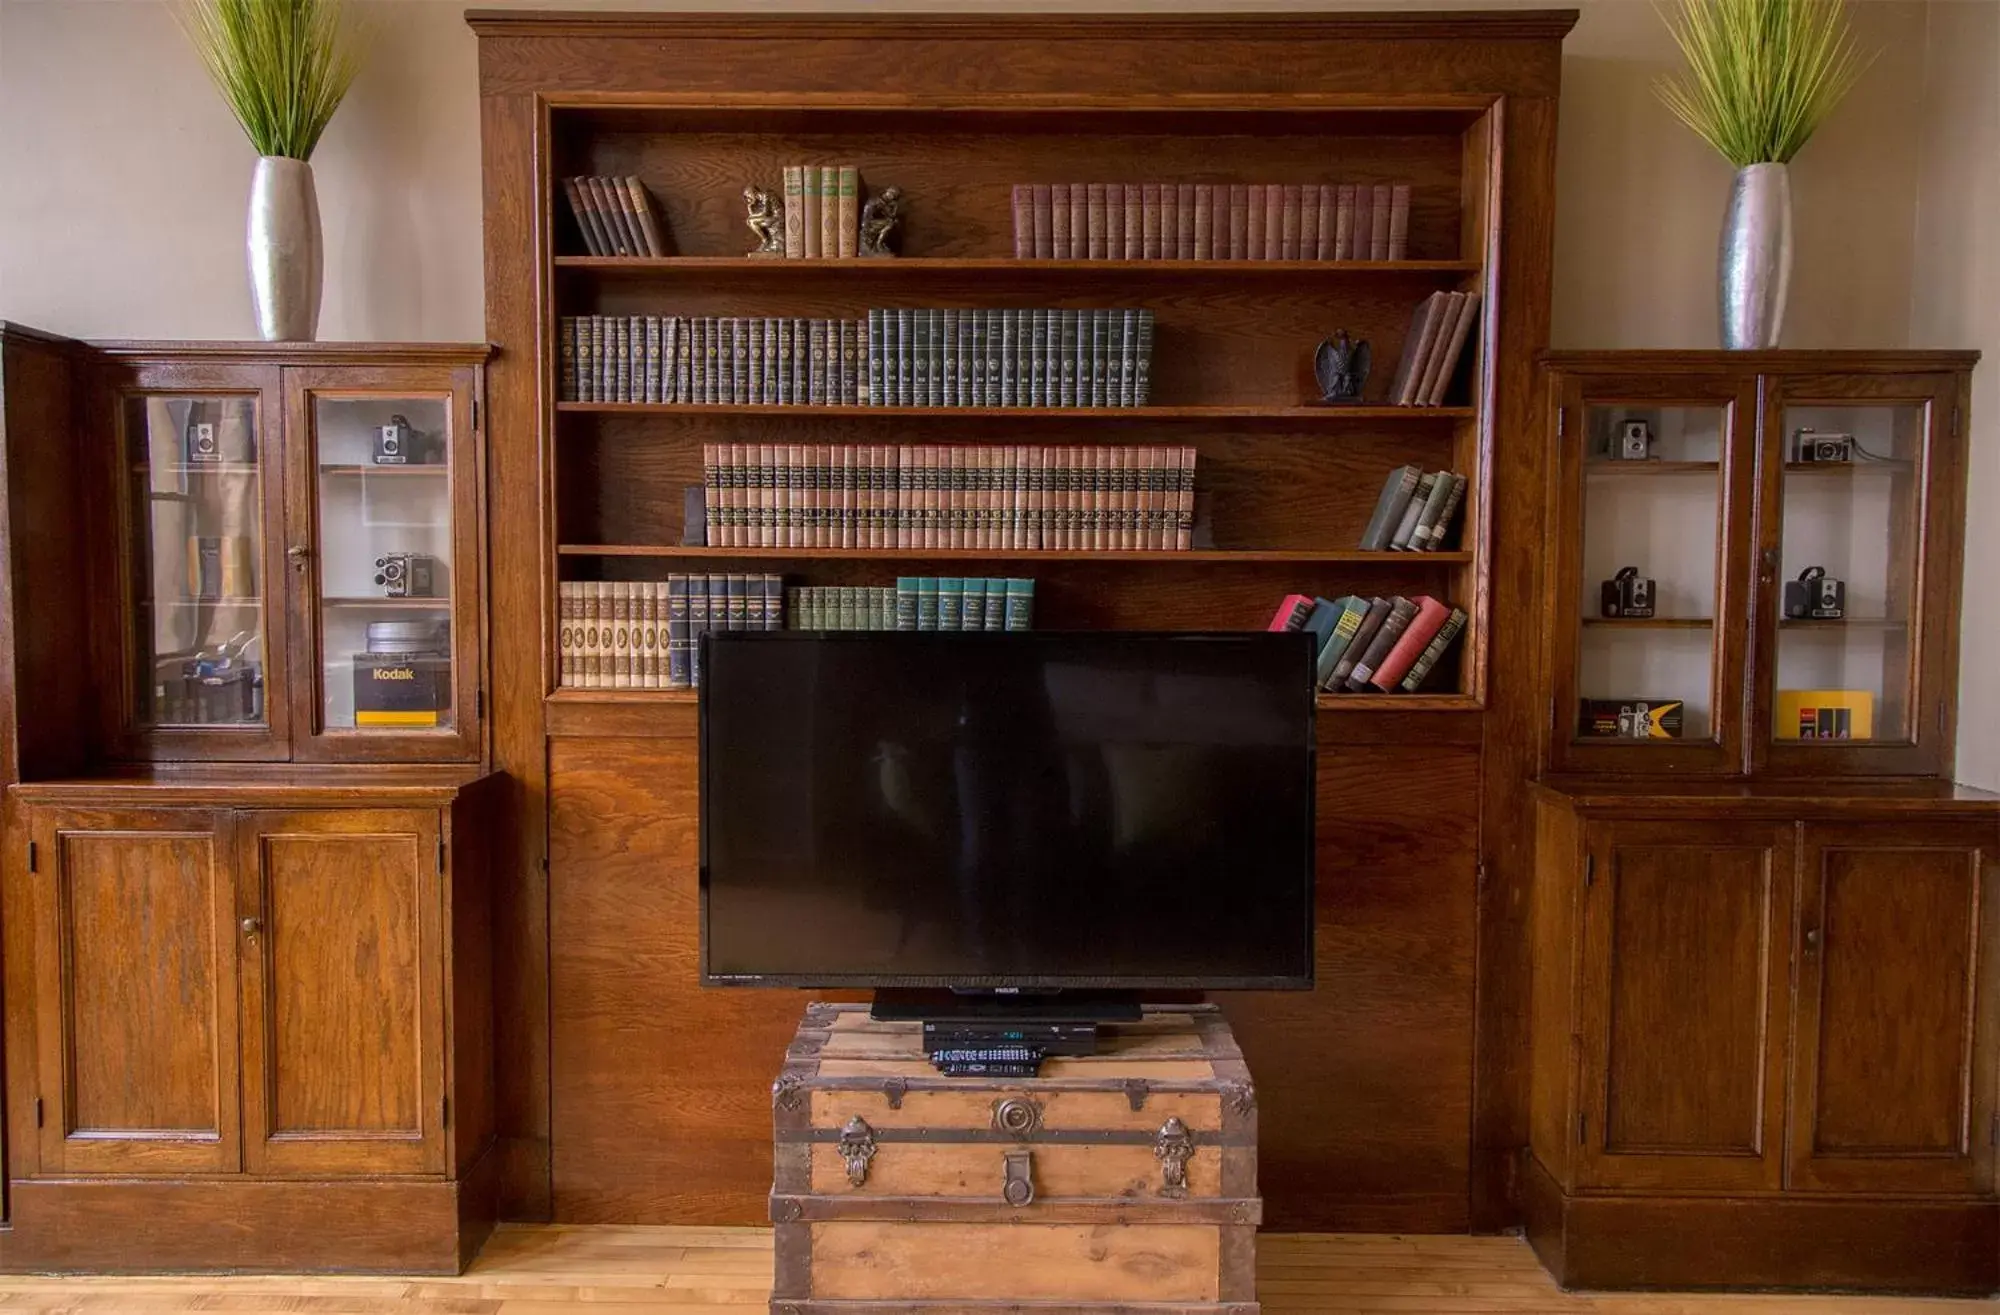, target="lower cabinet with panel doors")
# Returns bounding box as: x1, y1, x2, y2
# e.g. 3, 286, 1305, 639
1525, 780, 2000, 1294
0, 769, 498, 1273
